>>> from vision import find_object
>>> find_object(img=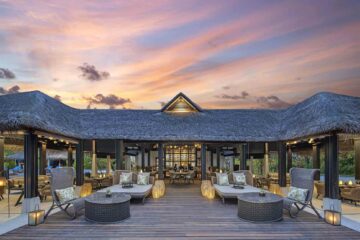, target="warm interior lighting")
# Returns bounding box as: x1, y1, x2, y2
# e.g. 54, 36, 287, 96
0, 178, 6, 187
219, 169, 223, 173
348, 180, 353, 186
201, 180, 215, 199
339, 180, 343, 185
80, 183, 92, 198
